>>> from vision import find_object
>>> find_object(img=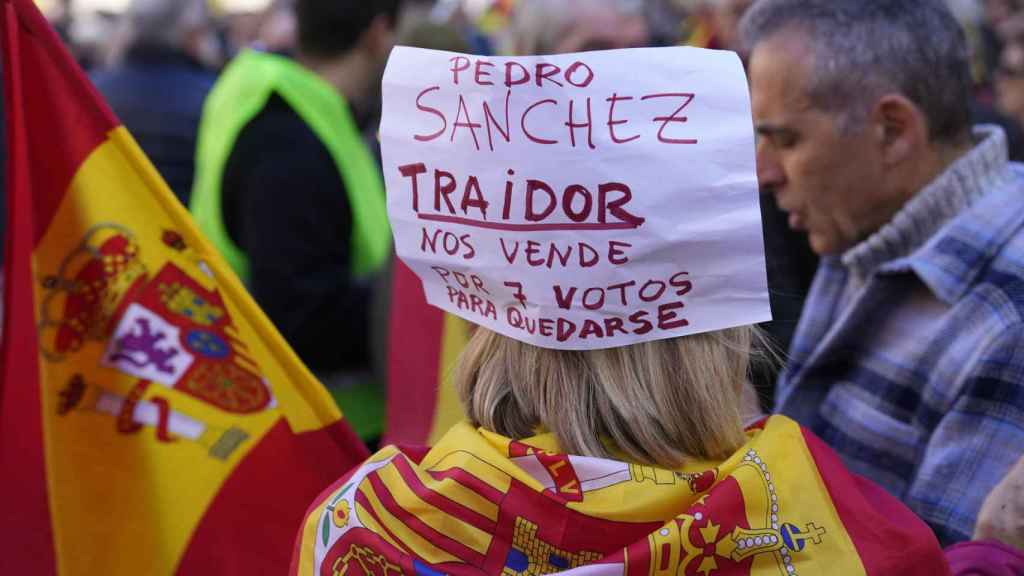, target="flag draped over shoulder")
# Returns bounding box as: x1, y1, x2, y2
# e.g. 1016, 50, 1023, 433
384, 260, 469, 445
294, 415, 950, 576
0, 1, 368, 574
